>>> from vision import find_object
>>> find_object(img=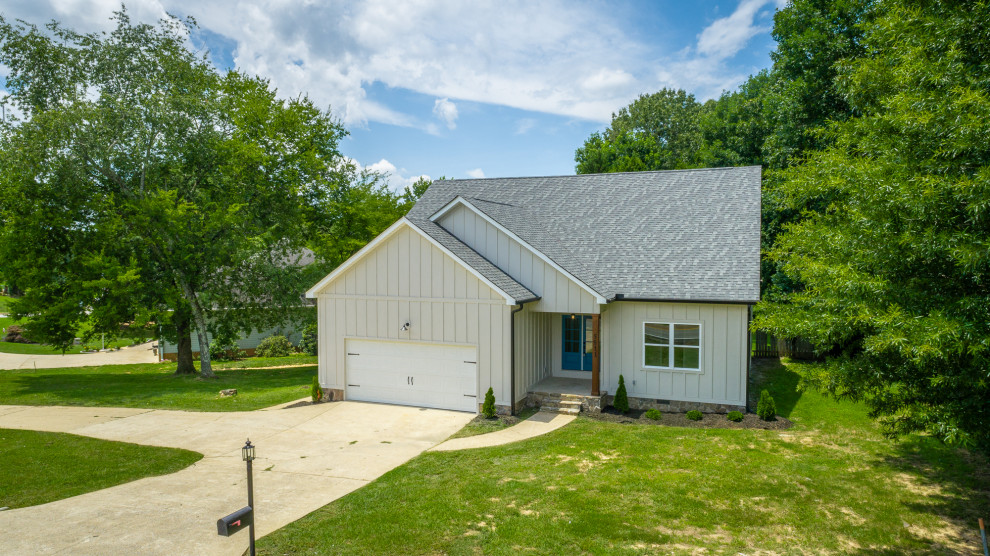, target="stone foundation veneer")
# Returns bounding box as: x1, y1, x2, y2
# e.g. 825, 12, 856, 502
609, 395, 745, 414
320, 388, 345, 402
